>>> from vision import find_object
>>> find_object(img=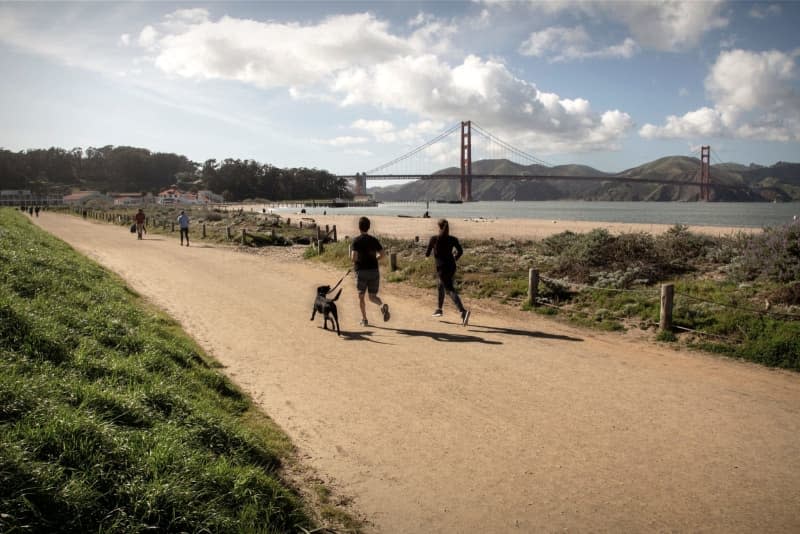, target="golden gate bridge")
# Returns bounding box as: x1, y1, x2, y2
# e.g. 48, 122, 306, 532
338, 120, 718, 202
